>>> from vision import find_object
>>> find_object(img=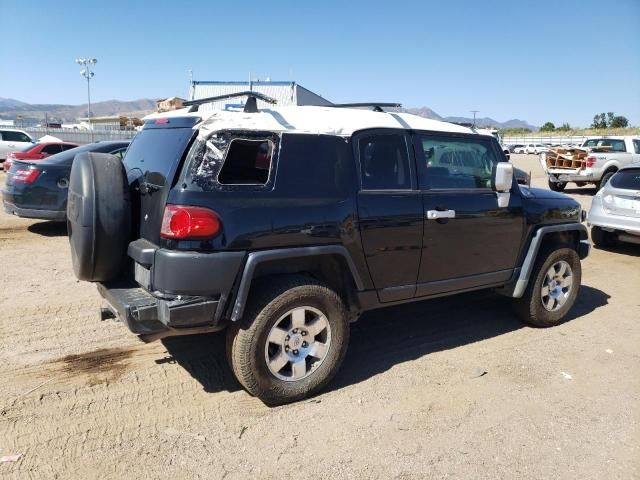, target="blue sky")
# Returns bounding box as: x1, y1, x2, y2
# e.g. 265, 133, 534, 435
2, 0, 639, 127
